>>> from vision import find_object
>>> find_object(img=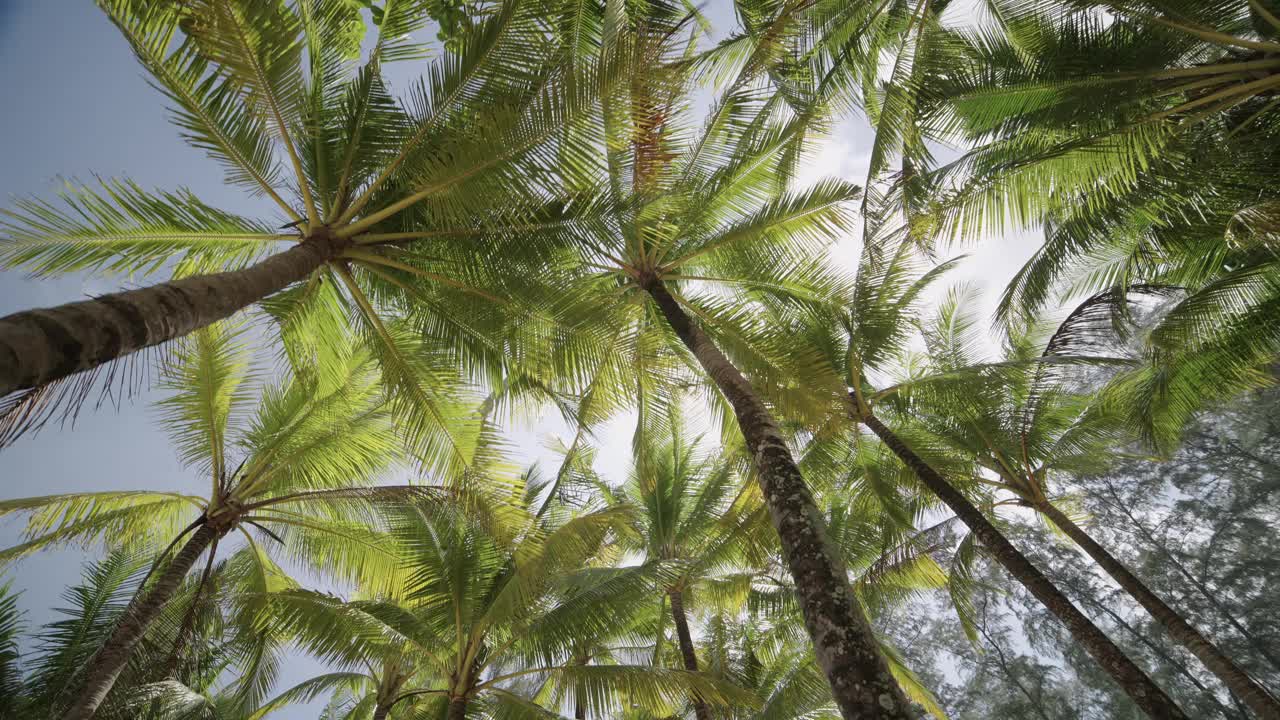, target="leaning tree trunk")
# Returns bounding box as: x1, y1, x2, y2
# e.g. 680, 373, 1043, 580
1037, 500, 1280, 720
62, 523, 219, 720
643, 279, 914, 720
860, 412, 1188, 719
0, 232, 347, 397
668, 589, 711, 720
